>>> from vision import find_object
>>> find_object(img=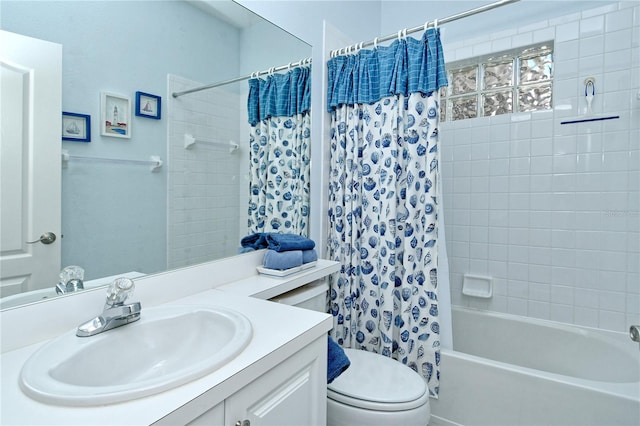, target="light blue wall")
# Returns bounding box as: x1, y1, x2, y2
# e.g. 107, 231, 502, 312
1, 1, 241, 279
